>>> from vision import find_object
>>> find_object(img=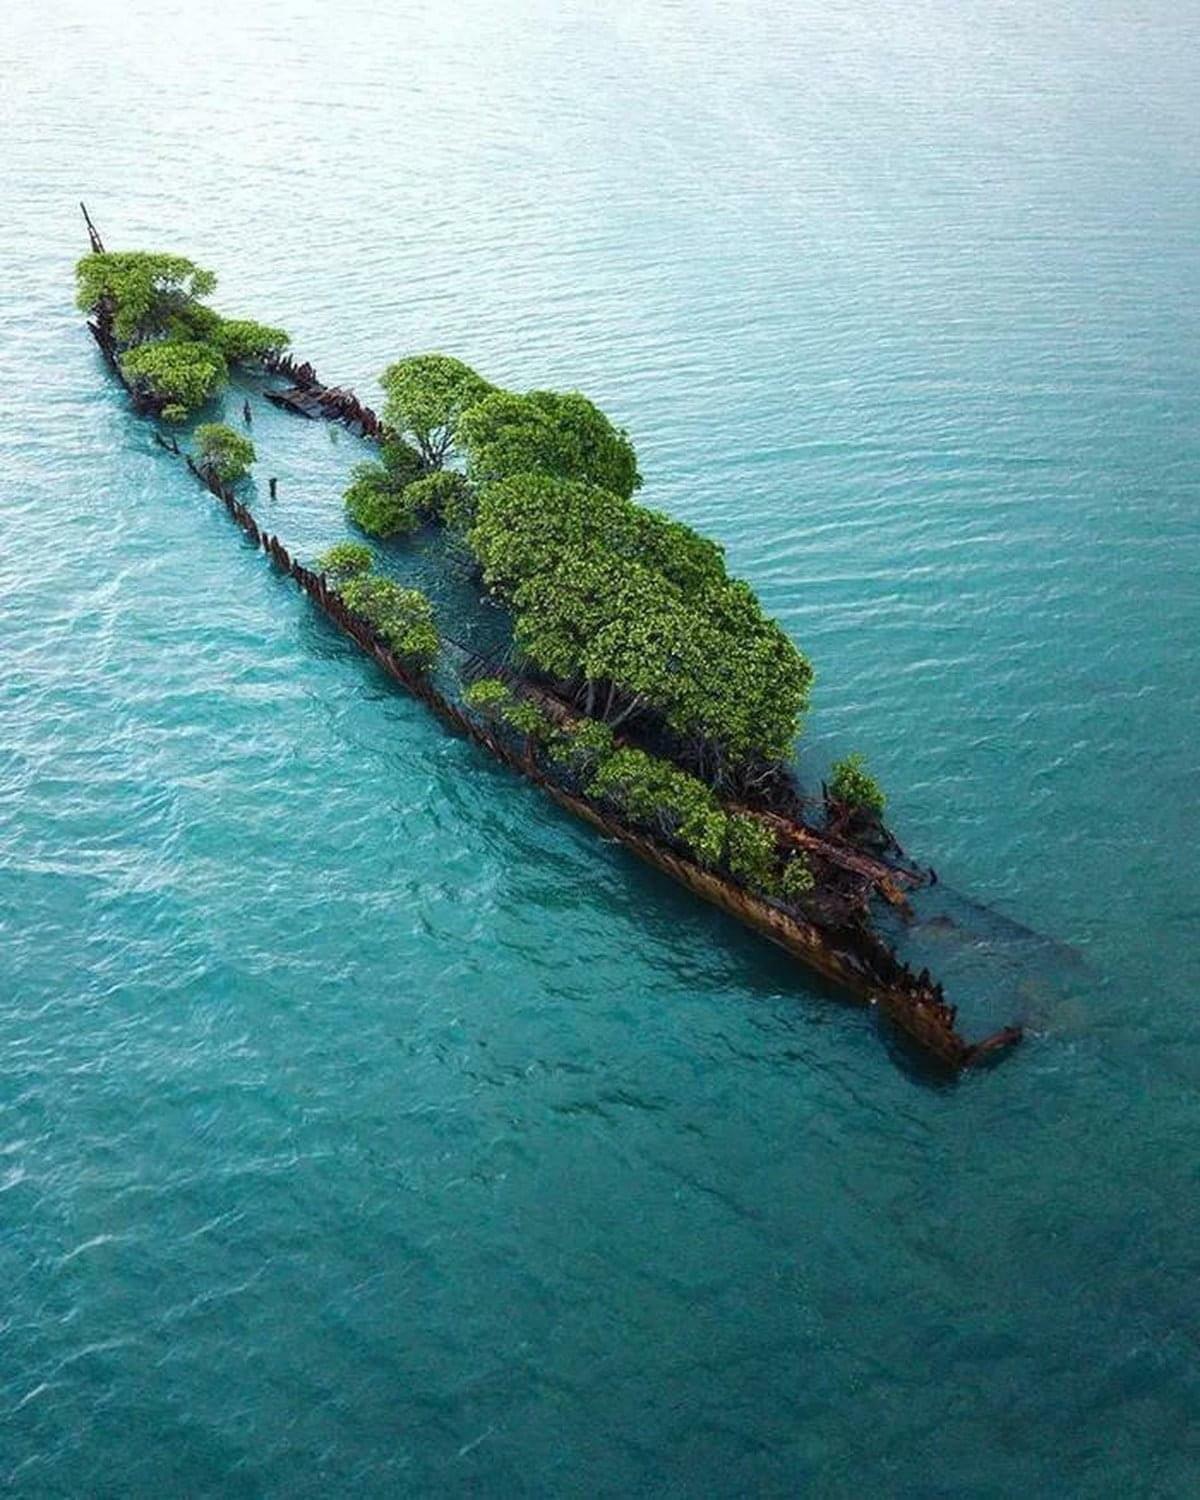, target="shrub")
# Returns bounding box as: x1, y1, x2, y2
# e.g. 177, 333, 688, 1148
380, 438, 426, 487
404, 470, 473, 530
500, 698, 555, 742
316, 541, 375, 578
340, 574, 439, 668
344, 462, 423, 537
120, 340, 228, 414
780, 854, 815, 901
193, 422, 256, 482
586, 746, 727, 867
343, 440, 430, 538
680, 807, 729, 868
548, 716, 615, 774
463, 677, 511, 712
829, 753, 886, 814
725, 814, 780, 895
